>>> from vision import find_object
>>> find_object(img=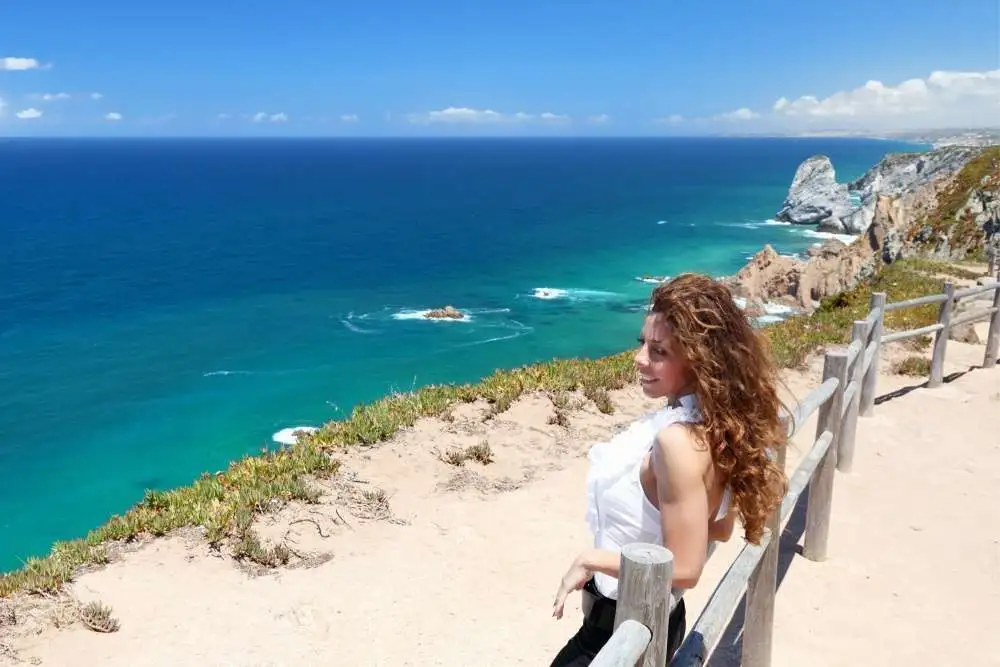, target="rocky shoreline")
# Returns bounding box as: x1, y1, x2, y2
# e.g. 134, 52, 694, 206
725, 145, 1000, 312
